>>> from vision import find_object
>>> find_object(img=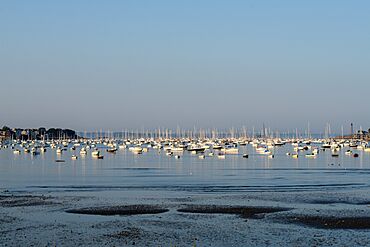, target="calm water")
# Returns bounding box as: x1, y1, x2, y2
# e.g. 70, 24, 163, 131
0, 144, 369, 194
